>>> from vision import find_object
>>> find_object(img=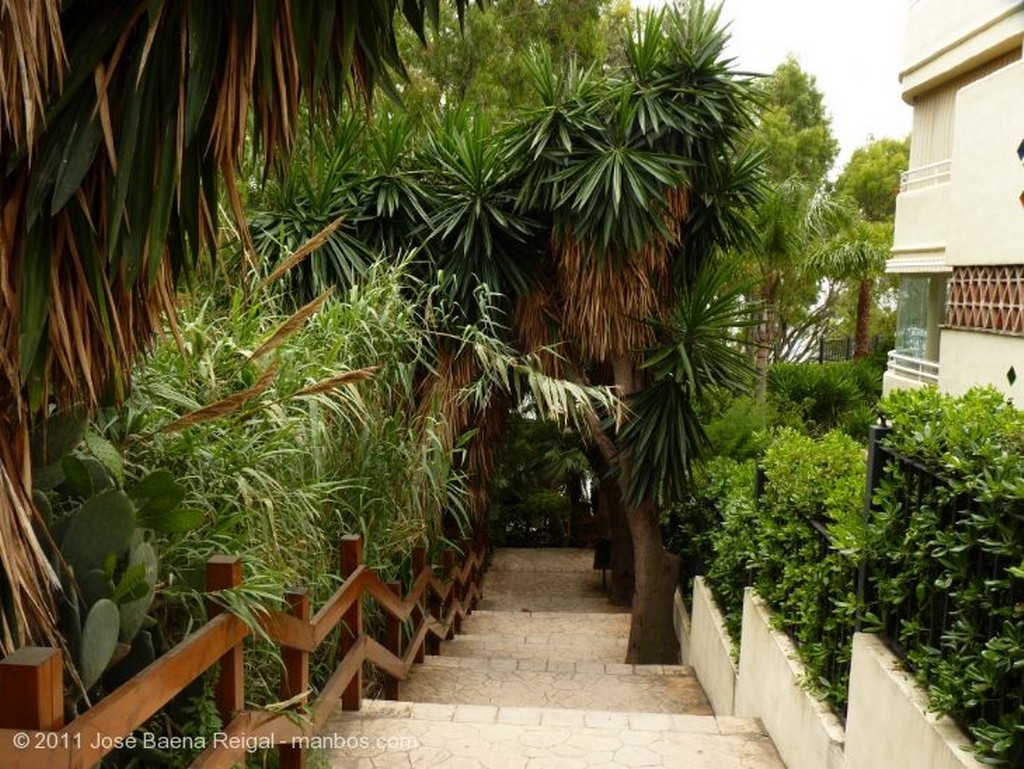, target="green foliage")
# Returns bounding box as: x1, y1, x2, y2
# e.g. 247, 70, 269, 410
621, 259, 756, 505
700, 394, 767, 461
696, 429, 866, 705
686, 387, 1024, 764
488, 415, 592, 547
28, 411, 176, 713
756, 56, 839, 186
870, 387, 1024, 766
395, 0, 621, 124
835, 136, 910, 223
767, 360, 881, 440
